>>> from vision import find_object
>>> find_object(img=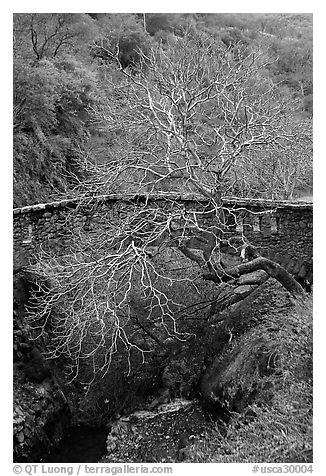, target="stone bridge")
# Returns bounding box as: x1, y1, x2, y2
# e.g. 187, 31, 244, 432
13, 194, 313, 284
